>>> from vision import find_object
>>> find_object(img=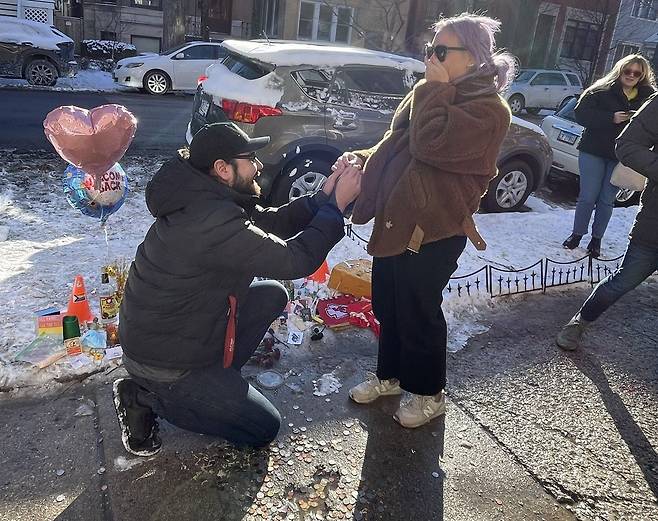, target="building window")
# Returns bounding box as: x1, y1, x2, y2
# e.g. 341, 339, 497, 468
255, 0, 281, 38
131, 35, 161, 53
131, 0, 162, 10
297, 1, 353, 44
614, 43, 641, 63
100, 31, 117, 41
632, 0, 658, 20
561, 19, 601, 62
